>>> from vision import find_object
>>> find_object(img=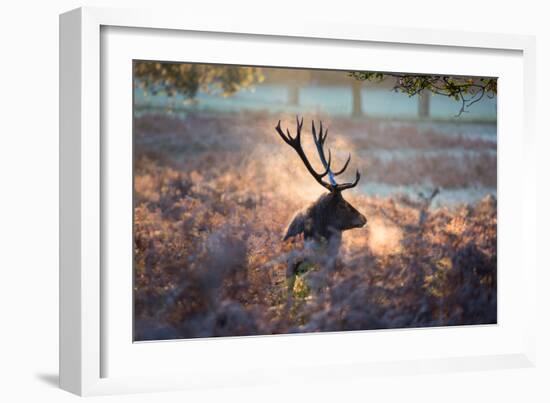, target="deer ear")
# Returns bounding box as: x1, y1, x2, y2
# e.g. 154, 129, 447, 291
283, 211, 305, 241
